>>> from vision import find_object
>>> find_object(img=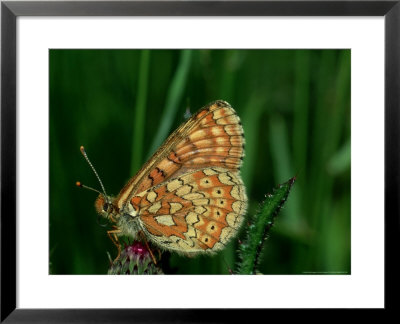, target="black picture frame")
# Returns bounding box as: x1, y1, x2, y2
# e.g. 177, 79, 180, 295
1, 0, 398, 321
